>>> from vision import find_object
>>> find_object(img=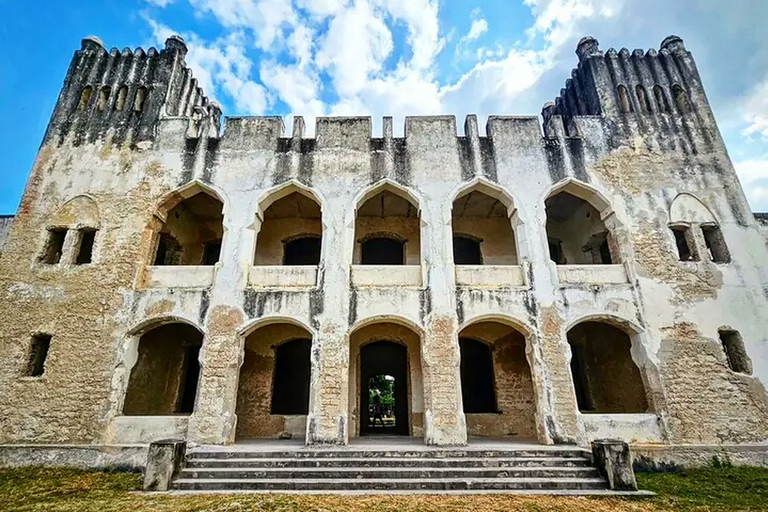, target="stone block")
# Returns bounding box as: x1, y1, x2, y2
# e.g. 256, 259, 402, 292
143, 439, 186, 491
591, 438, 637, 490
